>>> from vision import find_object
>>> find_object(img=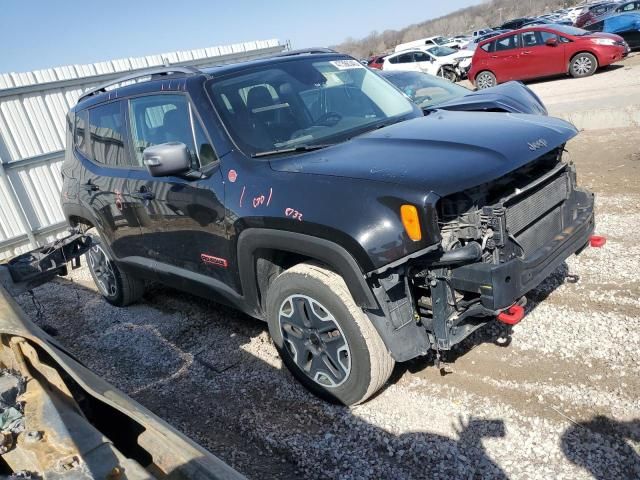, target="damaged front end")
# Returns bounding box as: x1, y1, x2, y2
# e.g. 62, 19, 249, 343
0, 285, 244, 479
368, 147, 596, 362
